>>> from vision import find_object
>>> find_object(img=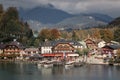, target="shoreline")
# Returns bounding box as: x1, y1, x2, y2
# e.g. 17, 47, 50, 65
1, 59, 120, 66
87, 62, 120, 66
0, 59, 39, 64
